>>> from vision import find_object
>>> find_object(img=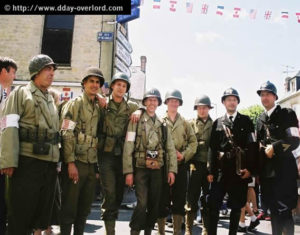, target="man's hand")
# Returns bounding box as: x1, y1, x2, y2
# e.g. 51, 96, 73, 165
68, 162, 79, 184
130, 110, 142, 123
265, 144, 274, 158
0, 167, 15, 177
176, 151, 184, 162
125, 173, 134, 187
207, 174, 214, 183
240, 169, 251, 179
168, 172, 175, 186
96, 94, 107, 108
